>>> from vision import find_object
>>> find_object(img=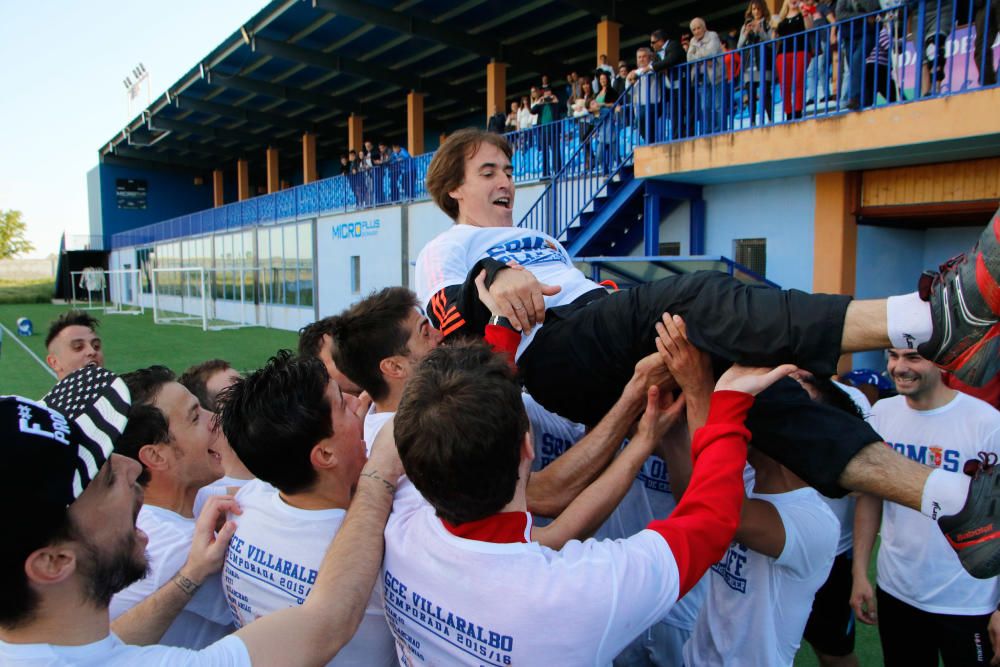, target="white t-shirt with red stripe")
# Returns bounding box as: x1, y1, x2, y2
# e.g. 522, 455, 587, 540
381, 479, 682, 666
